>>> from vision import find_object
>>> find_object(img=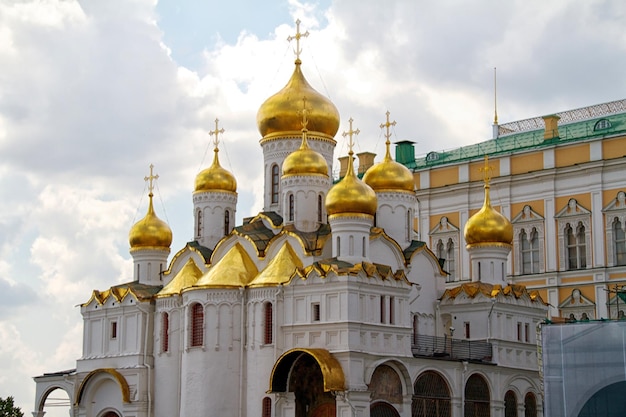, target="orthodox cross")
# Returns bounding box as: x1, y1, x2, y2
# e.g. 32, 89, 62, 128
209, 118, 225, 150
144, 164, 159, 196
287, 19, 309, 61
342, 118, 360, 155
480, 155, 493, 186
380, 111, 396, 144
